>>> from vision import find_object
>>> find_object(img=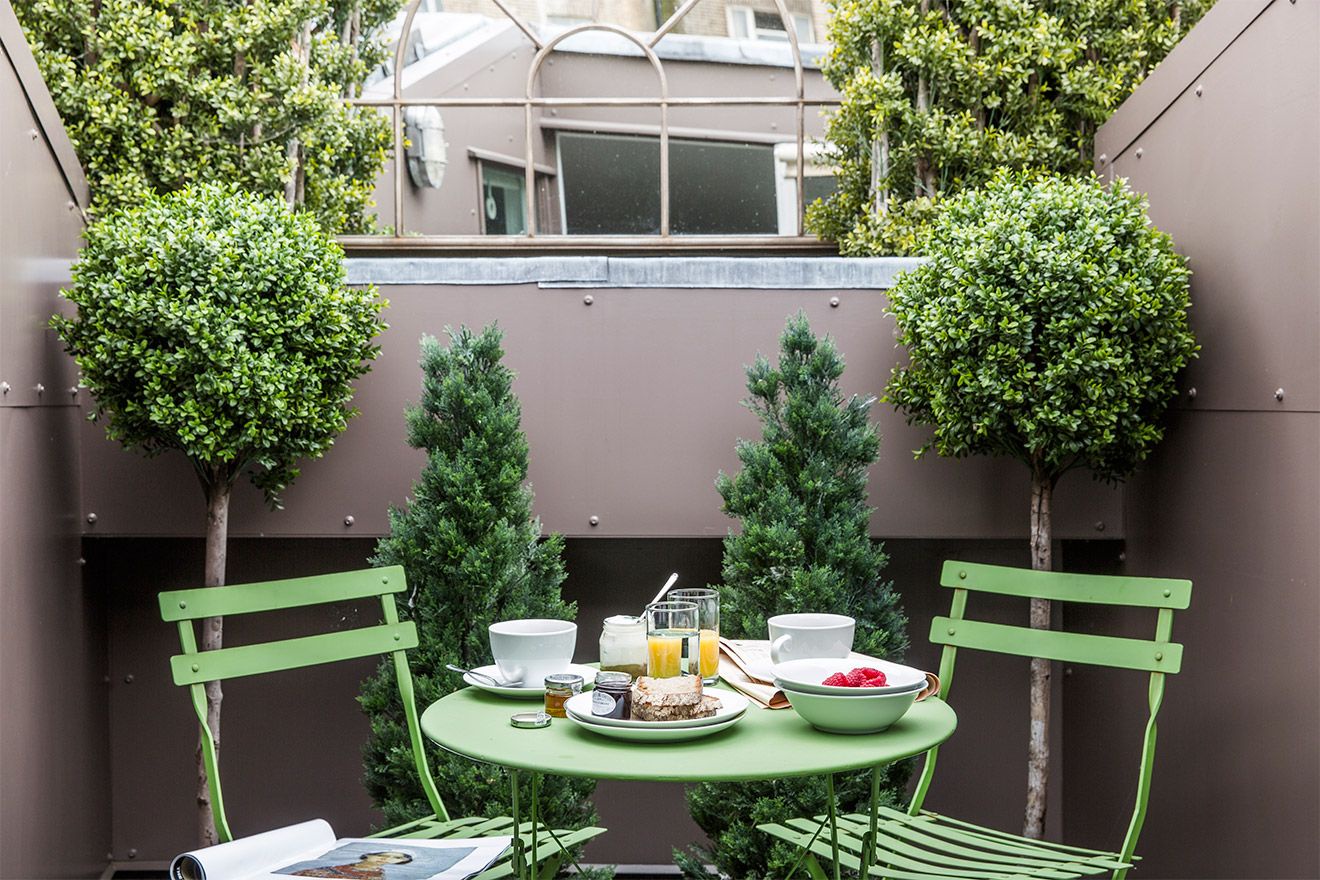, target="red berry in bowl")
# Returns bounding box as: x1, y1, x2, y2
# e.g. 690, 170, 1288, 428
844, 668, 872, 687
822, 672, 849, 687
862, 674, 888, 687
